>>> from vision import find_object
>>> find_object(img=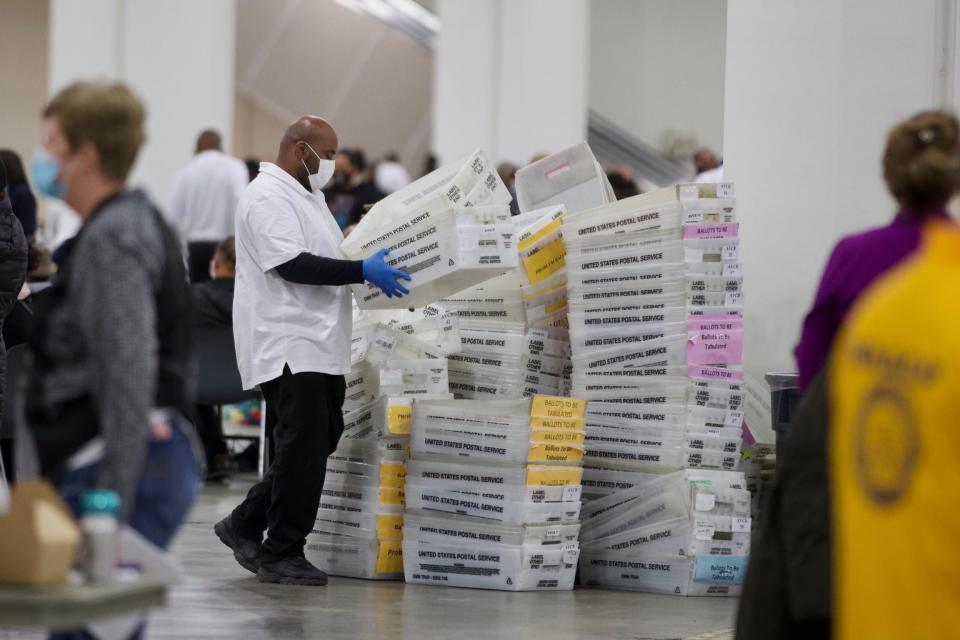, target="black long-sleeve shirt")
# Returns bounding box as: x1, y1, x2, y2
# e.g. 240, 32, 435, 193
274, 252, 364, 286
